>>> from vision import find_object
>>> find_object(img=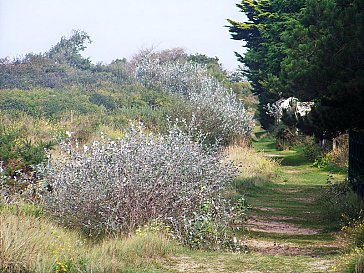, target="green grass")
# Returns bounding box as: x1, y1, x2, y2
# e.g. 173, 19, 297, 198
247, 129, 345, 225
227, 128, 348, 271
